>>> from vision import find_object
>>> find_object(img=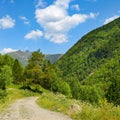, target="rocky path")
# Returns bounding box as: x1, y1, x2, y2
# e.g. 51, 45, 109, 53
0, 97, 72, 120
